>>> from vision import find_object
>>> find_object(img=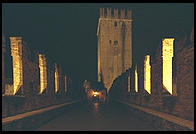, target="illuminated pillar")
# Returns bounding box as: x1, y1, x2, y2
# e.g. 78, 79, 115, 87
128, 75, 131, 92
65, 75, 67, 93
135, 65, 138, 92
162, 38, 174, 94
144, 55, 151, 94
55, 64, 59, 93
10, 37, 23, 95
39, 54, 47, 94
